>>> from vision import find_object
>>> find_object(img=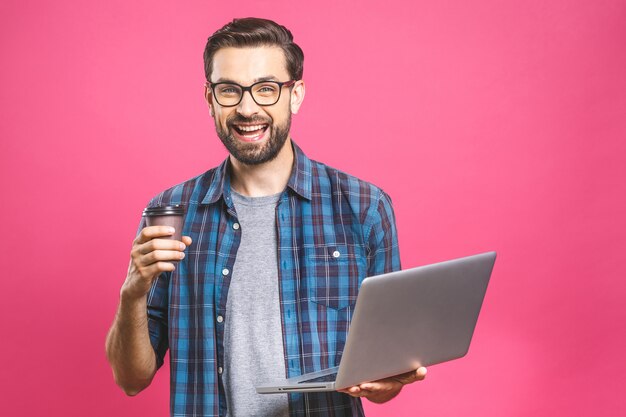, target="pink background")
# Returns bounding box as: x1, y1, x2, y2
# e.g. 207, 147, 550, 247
1, 1, 625, 416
